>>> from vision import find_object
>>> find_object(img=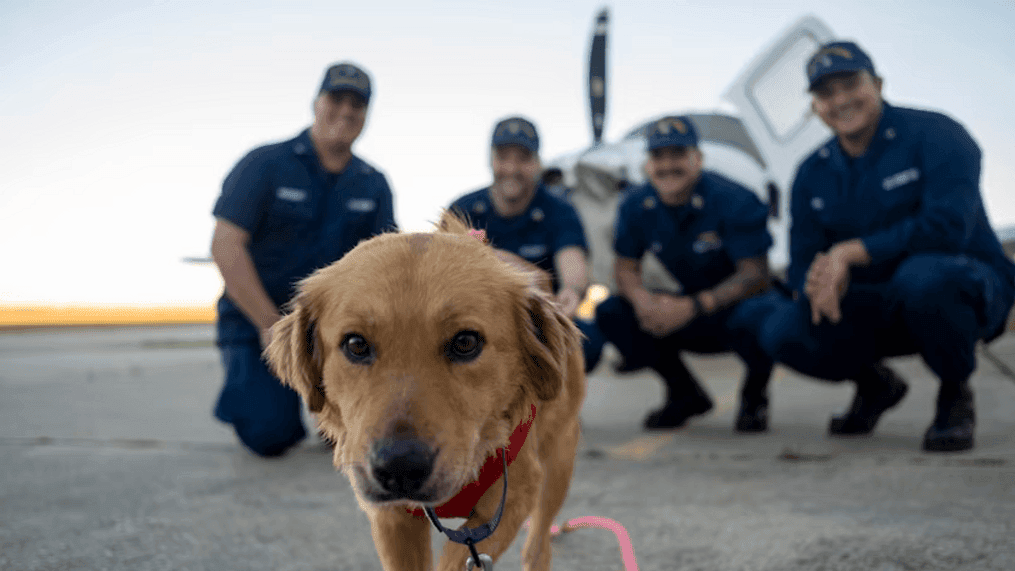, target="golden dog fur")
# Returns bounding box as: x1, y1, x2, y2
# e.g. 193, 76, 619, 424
265, 212, 586, 571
